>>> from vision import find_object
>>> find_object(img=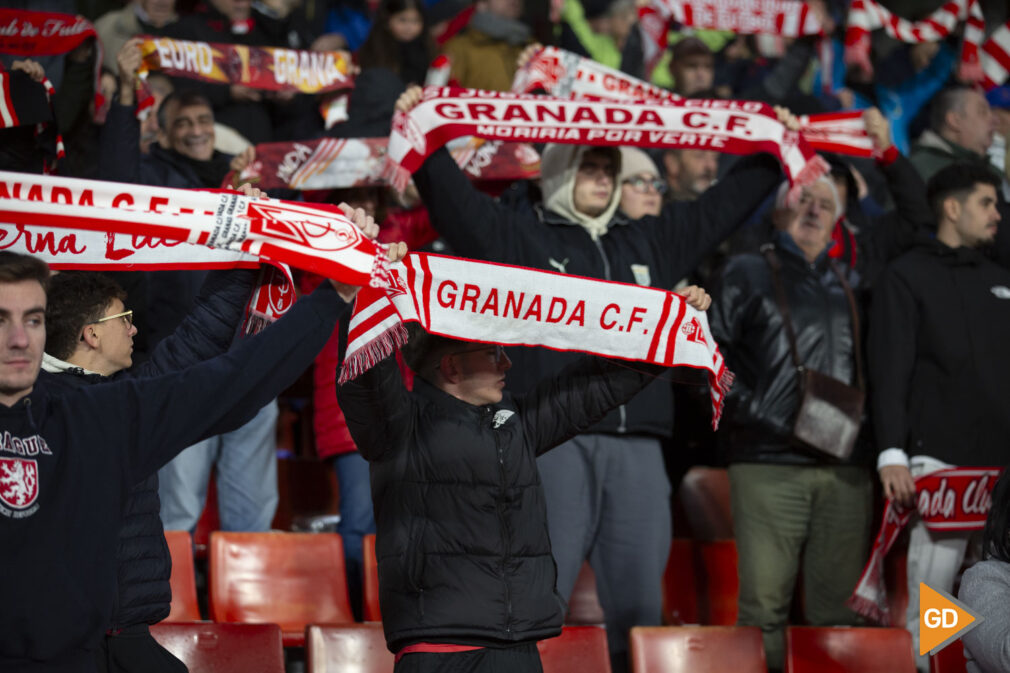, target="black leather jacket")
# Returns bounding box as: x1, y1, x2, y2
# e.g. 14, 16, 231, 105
710, 236, 865, 464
